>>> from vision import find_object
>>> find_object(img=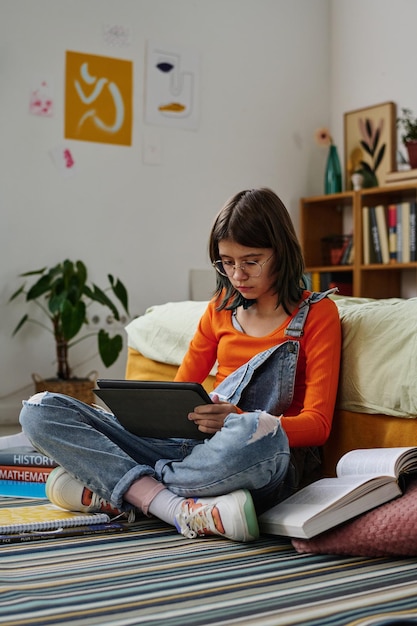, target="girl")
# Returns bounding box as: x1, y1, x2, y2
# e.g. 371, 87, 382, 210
19, 188, 341, 542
